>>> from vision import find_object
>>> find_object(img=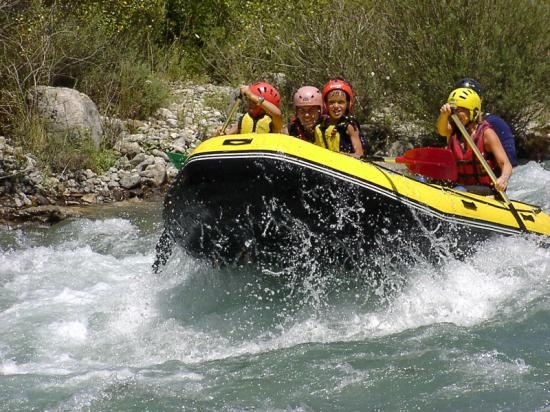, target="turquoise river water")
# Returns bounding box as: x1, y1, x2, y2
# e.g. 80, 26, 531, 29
1, 161, 550, 411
